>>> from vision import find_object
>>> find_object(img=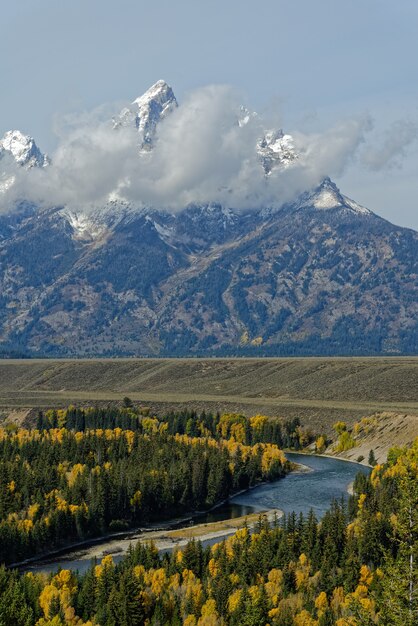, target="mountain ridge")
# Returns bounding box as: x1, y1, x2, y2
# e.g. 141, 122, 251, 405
0, 177, 416, 357
0, 81, 417, 357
